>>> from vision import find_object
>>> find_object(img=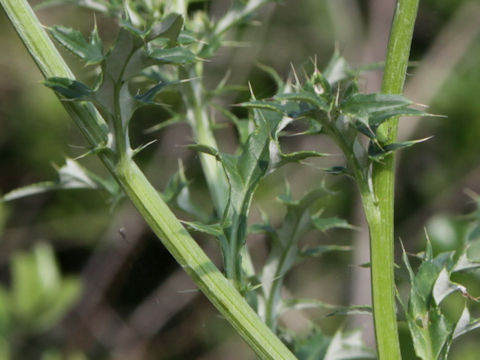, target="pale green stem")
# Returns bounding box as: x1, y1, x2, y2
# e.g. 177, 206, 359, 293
370, 0, 420, 359
0, 1, 297, 358
183, 64, 229, 215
